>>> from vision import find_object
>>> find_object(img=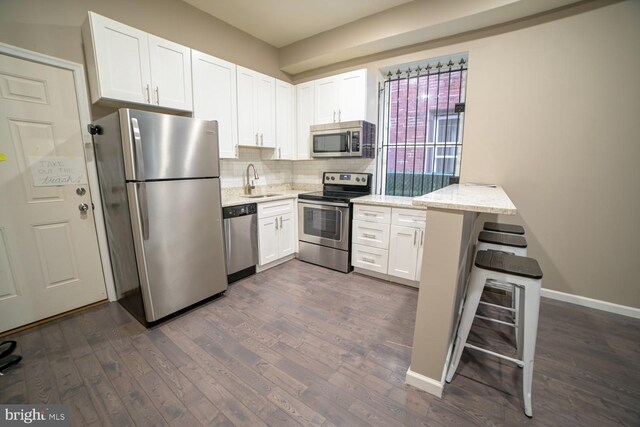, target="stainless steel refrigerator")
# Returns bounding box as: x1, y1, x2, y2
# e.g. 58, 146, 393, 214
91, 109, 227, 325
